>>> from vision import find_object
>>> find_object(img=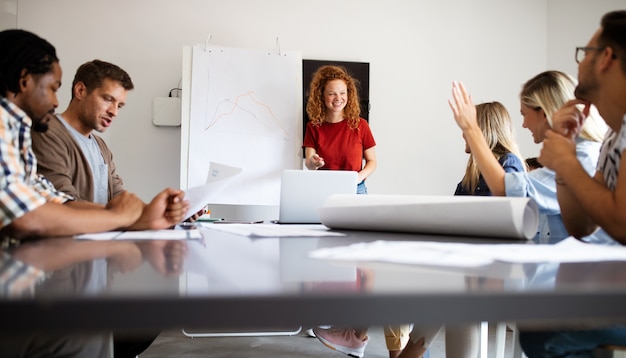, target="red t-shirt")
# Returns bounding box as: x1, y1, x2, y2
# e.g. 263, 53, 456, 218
303, 118, 376, 172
